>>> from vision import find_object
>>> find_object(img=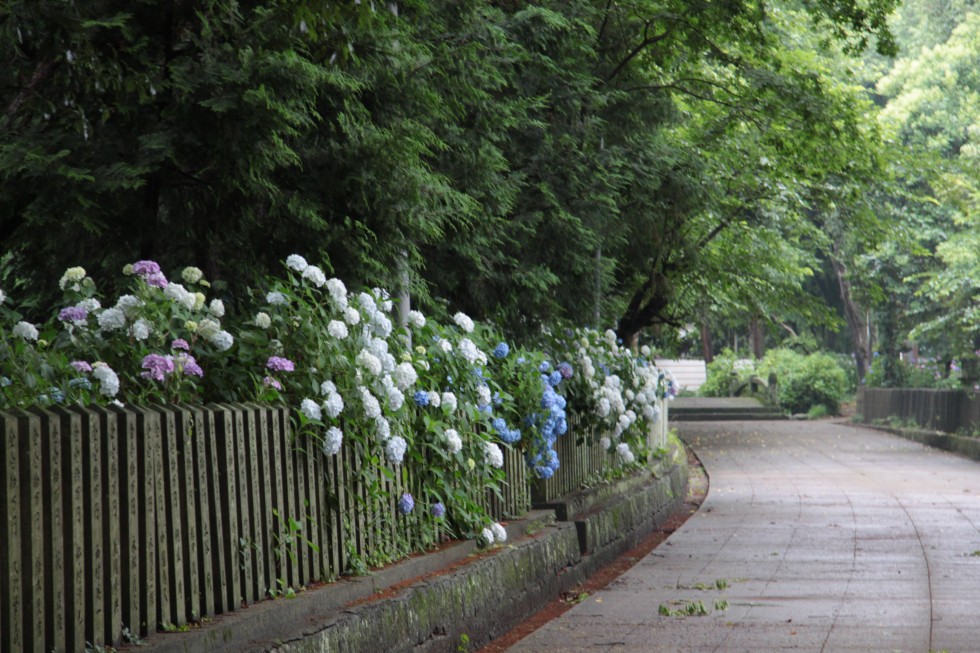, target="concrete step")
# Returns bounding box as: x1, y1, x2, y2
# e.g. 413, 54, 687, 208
671, 410, 787, 421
